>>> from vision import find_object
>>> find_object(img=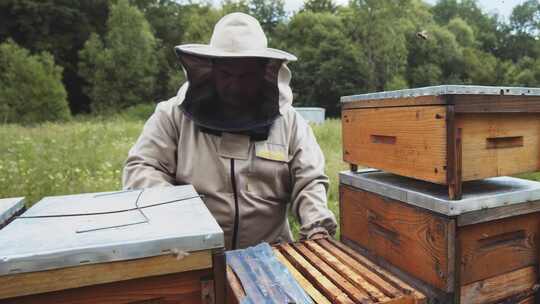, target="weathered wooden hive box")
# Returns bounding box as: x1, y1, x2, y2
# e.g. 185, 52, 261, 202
341, 85, 540, 199
0, 186, 225, 304
340, 169, 540, 303
226, 240, 426, 304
